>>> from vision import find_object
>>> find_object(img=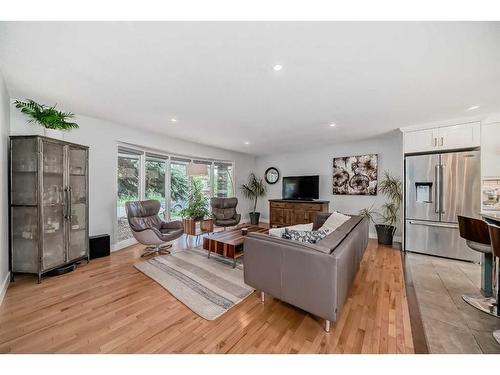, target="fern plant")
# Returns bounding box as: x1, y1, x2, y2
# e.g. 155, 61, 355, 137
180, 178, 209, 219
378, 172, 403, 225
360, 172, 402, 226
14, 99, 79, 131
